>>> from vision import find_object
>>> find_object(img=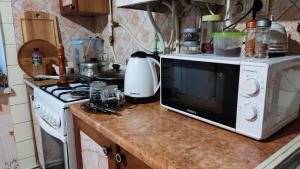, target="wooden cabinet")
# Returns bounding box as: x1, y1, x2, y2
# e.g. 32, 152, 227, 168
73, 116, 151, 169
59, 0, 109, 16
117, 148, 151, 169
